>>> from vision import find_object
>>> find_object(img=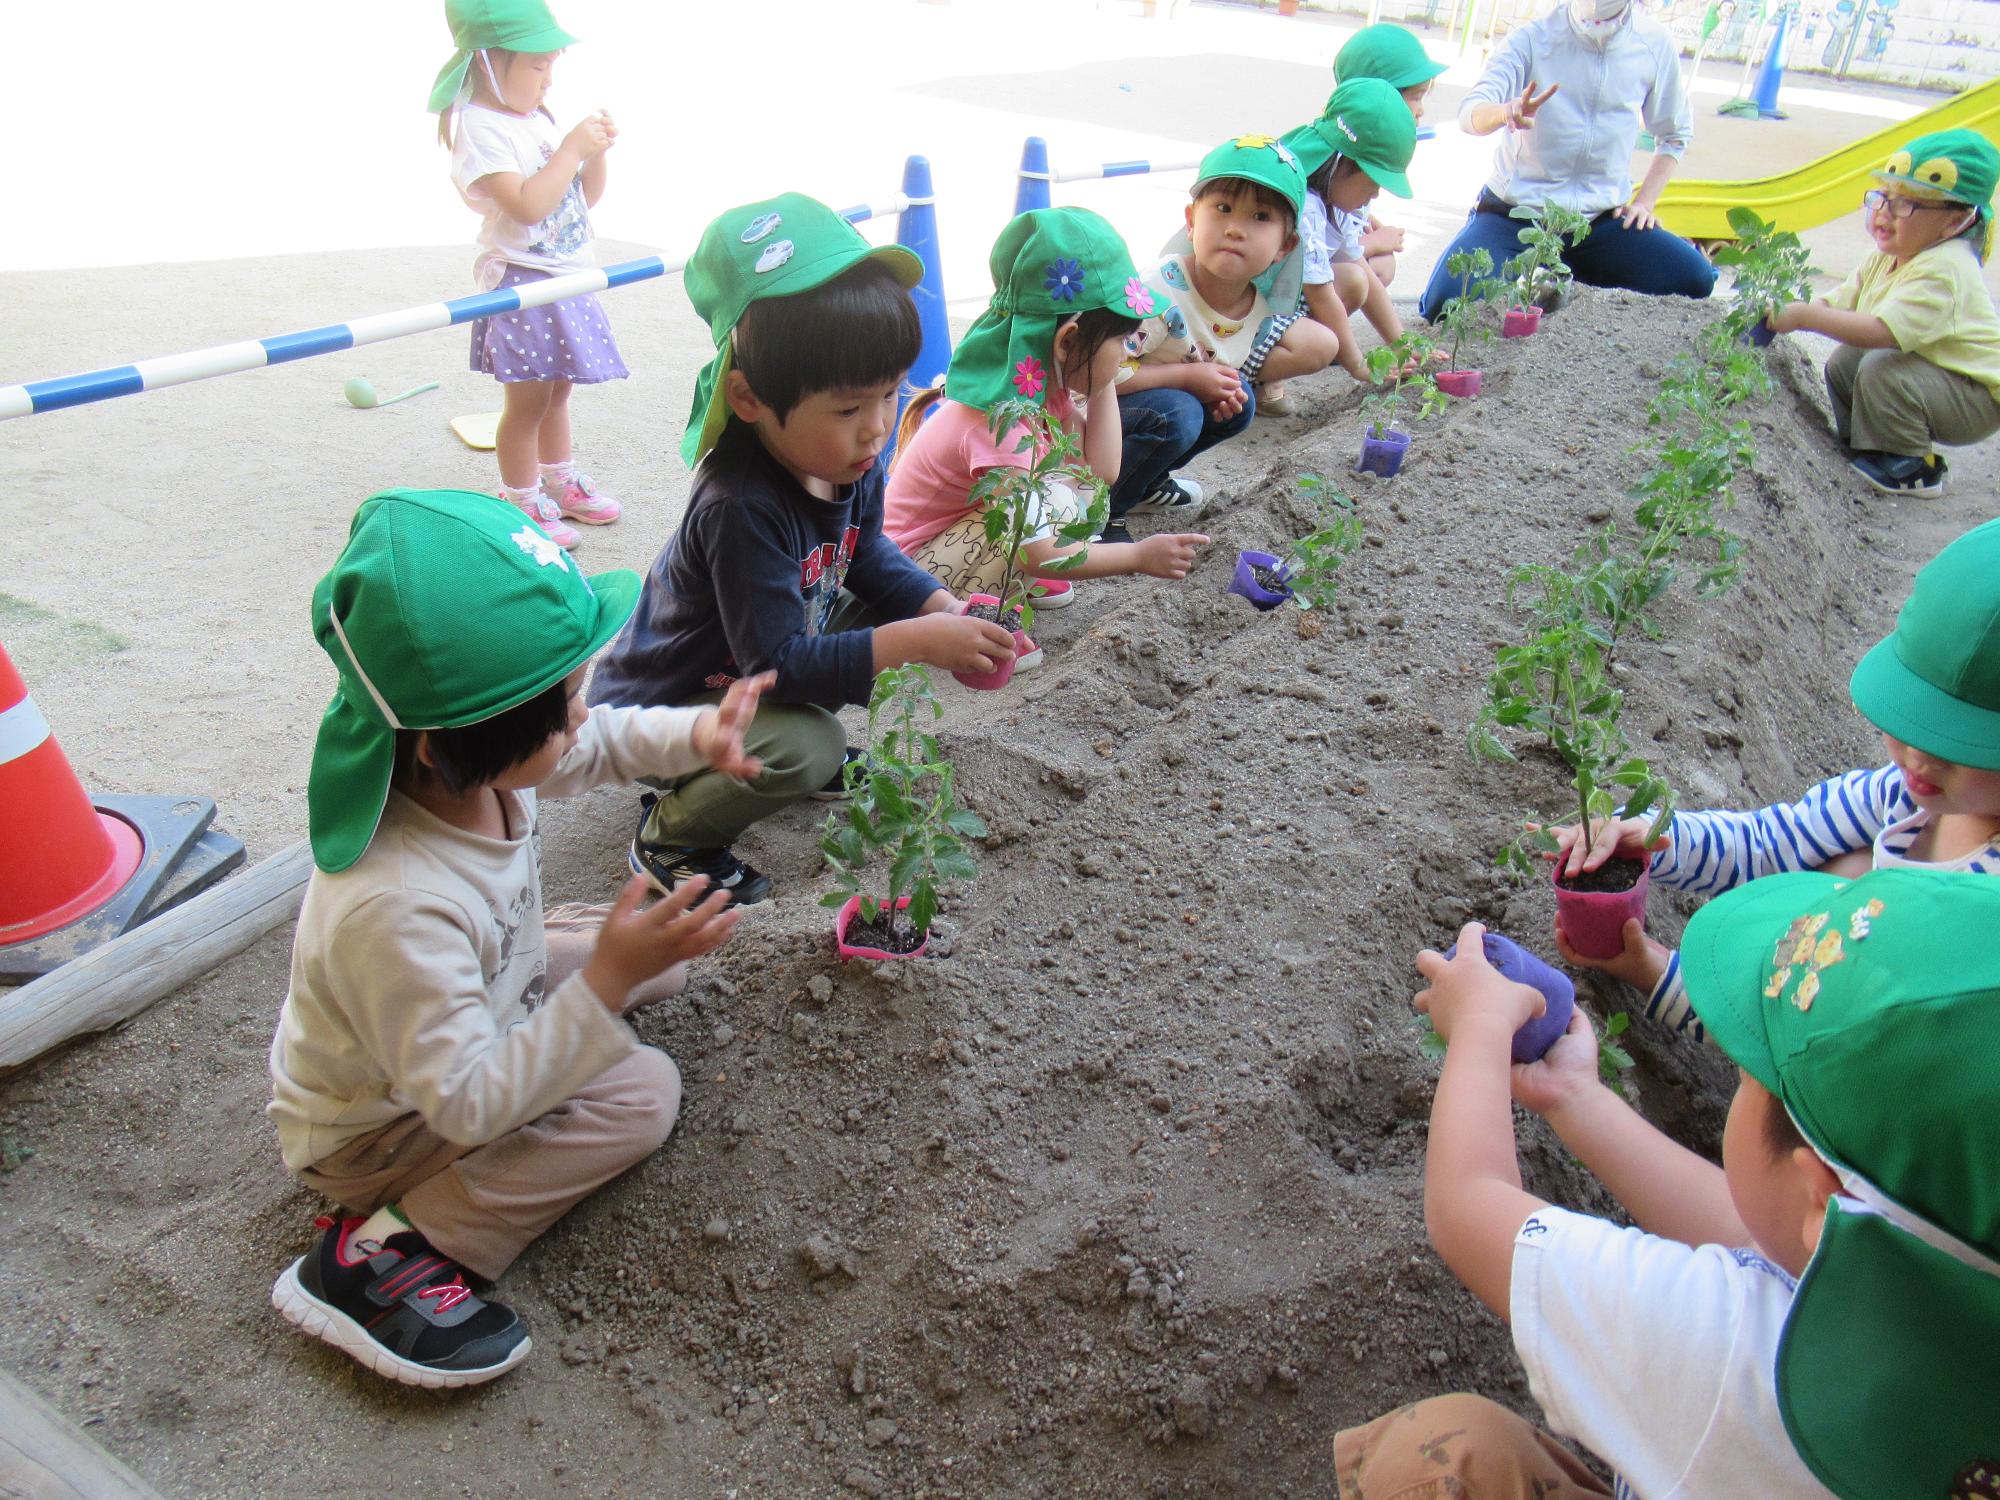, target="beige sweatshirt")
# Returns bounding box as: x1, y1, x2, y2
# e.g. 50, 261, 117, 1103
268, 704, 705, 1171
